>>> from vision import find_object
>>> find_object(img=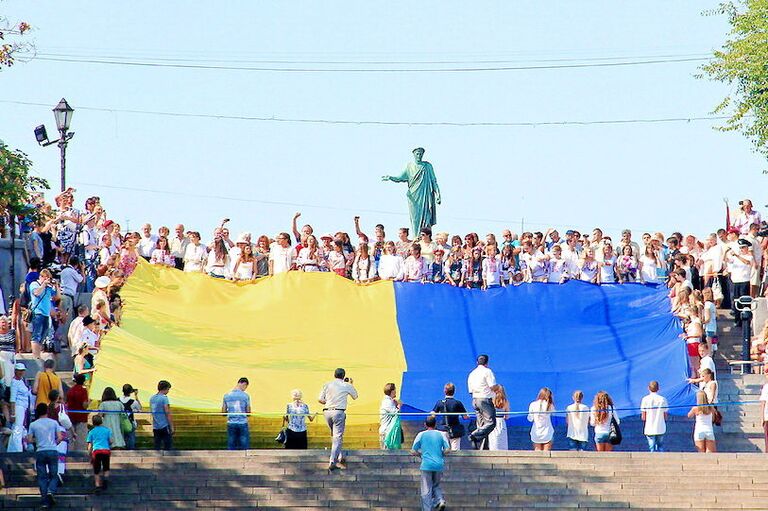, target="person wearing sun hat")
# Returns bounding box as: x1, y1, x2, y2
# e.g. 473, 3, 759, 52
91, 276, 112, 318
